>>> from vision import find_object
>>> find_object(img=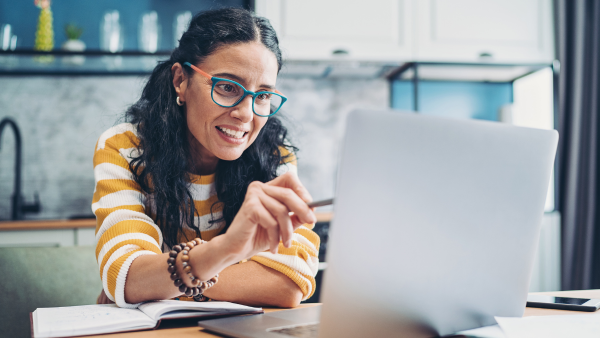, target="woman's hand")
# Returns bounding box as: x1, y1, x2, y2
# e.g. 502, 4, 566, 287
223, 172, 317, 261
